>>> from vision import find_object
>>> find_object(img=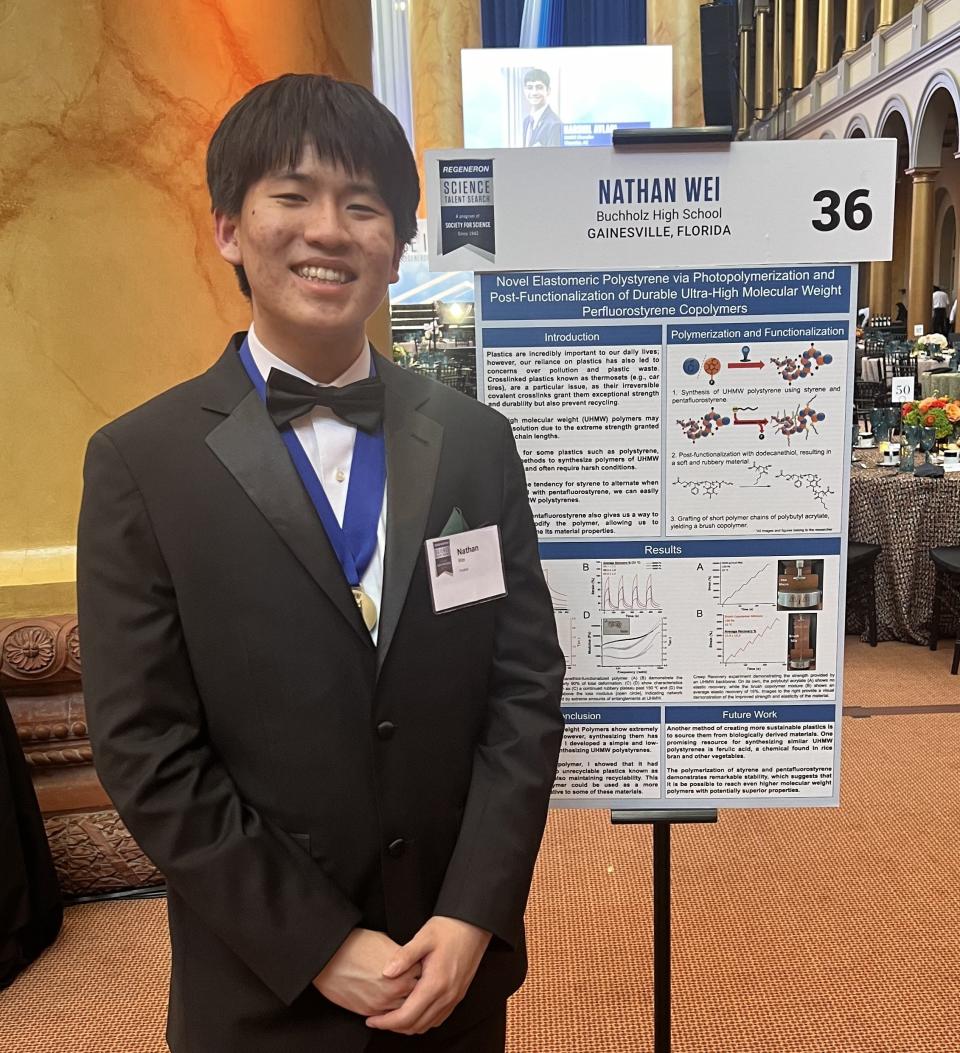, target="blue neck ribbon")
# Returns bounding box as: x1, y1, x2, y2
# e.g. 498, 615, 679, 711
238, 337, 386, 589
